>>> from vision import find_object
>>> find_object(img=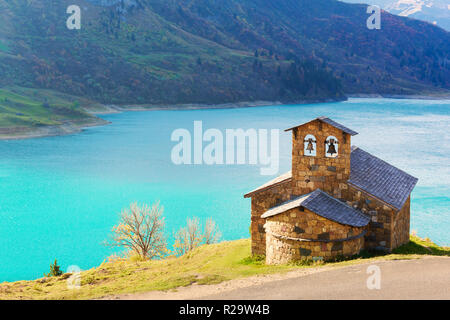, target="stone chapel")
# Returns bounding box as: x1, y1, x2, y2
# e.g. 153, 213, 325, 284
244, 117, 418, 264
